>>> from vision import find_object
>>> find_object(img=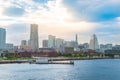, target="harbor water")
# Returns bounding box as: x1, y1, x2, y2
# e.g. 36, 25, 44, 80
0, 59, 120, 80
